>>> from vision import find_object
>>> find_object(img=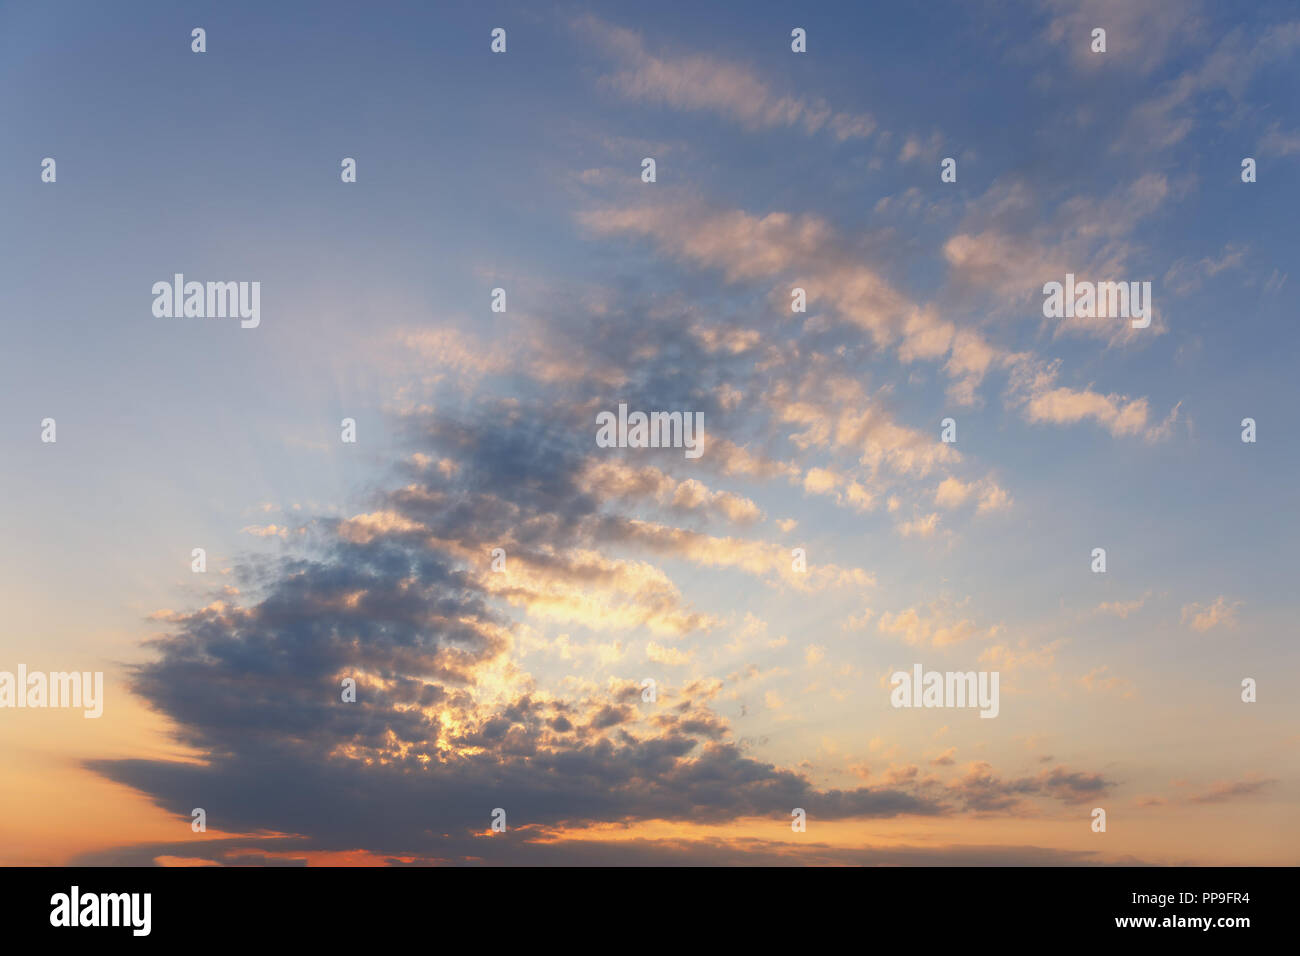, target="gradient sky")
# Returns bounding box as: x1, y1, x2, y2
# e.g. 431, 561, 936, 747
1, 0, 1297, 866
